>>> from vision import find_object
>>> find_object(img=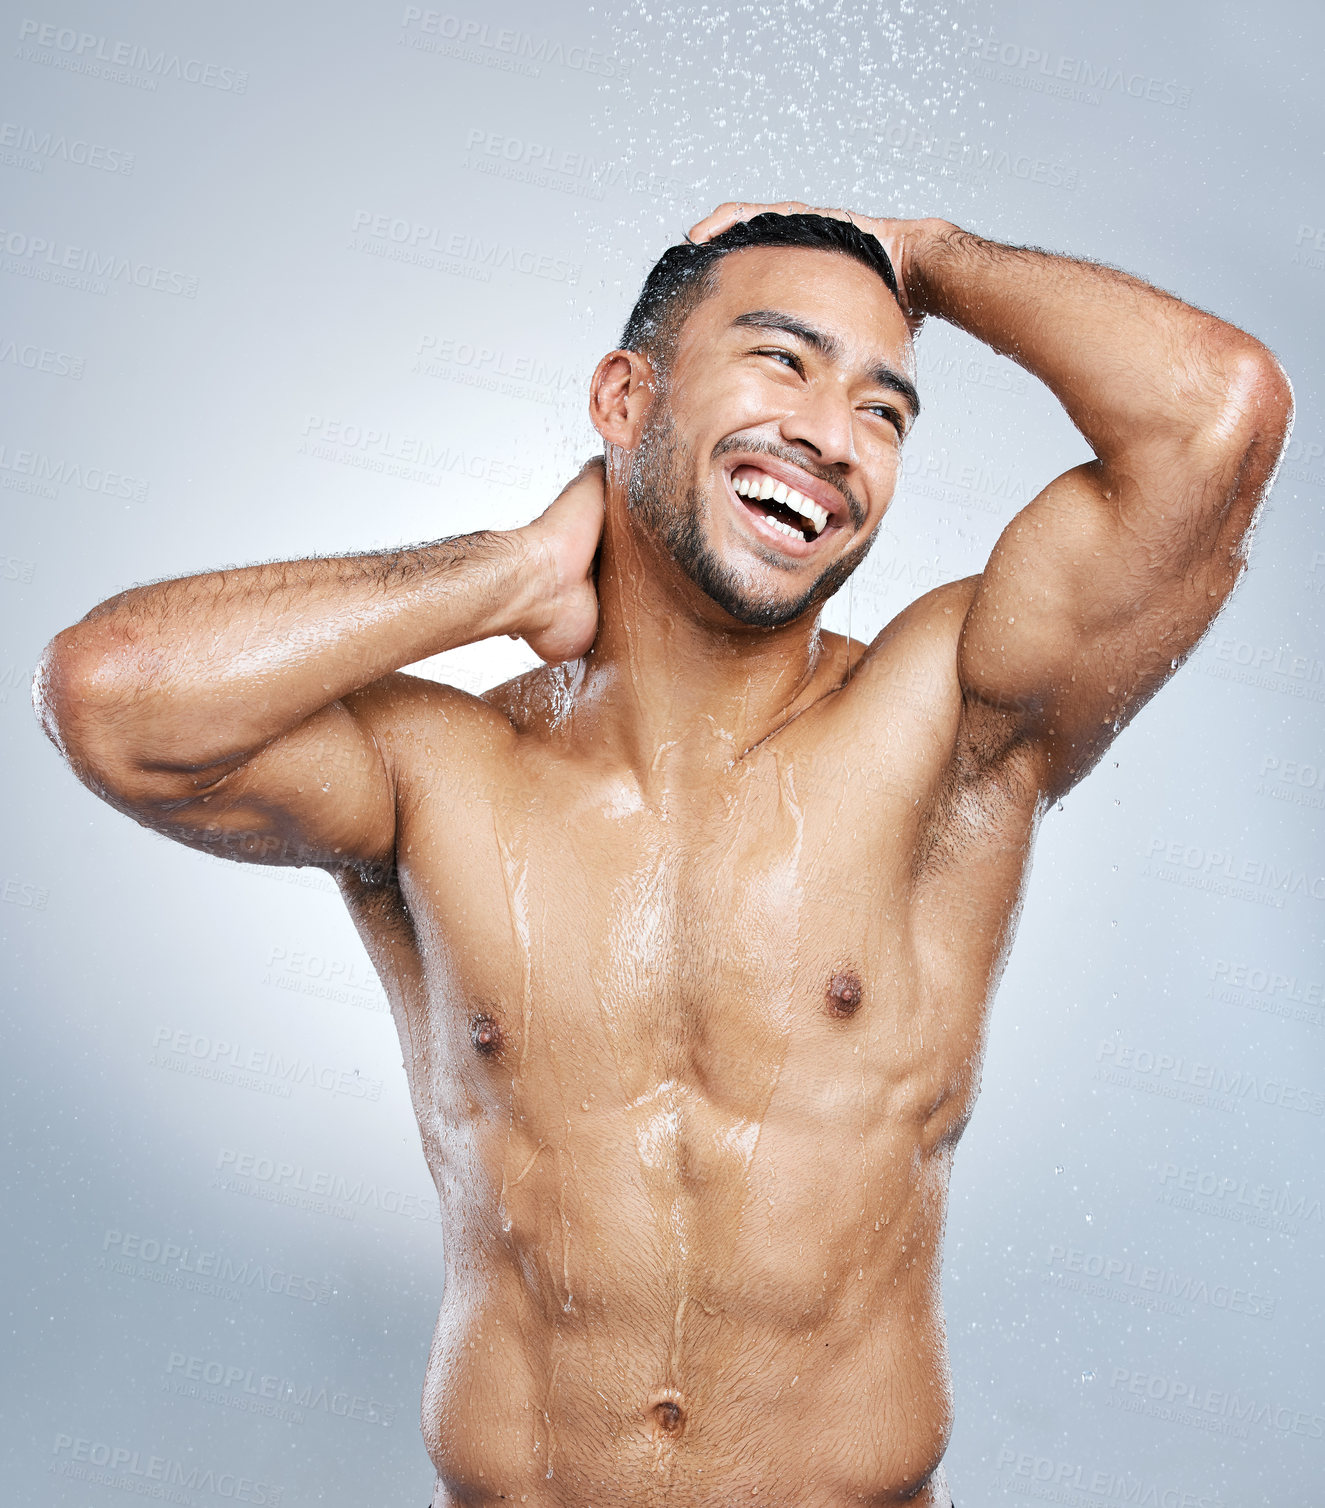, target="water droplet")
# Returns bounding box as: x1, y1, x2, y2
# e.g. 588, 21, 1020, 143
1054, 1164, 1064, 1175
1082, 1369, 1096, 1383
